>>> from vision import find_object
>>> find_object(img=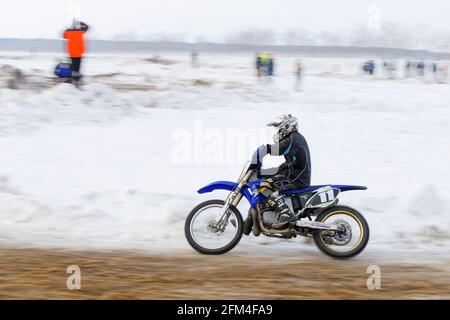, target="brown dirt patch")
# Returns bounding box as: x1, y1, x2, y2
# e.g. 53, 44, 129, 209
0, 248, 448, 299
